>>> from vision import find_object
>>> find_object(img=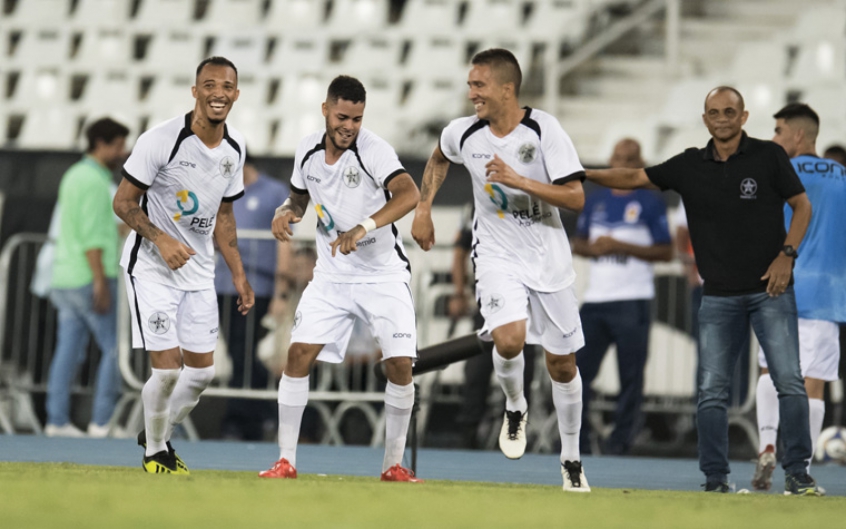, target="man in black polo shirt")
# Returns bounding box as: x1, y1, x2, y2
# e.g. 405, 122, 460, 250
584, 87, 821, 495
